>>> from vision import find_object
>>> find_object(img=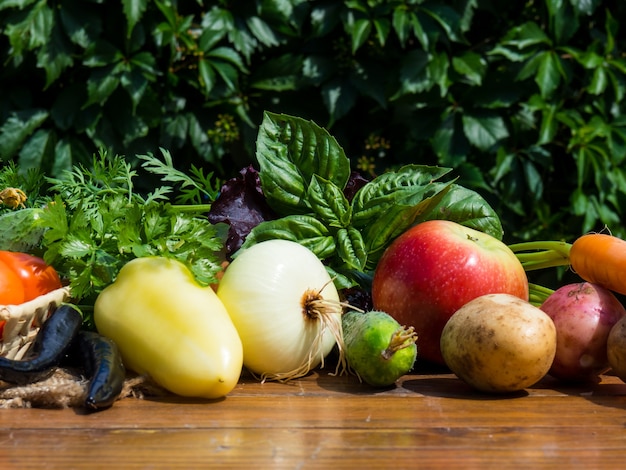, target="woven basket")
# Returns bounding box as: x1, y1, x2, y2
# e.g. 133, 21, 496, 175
0, 286, 71, 360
